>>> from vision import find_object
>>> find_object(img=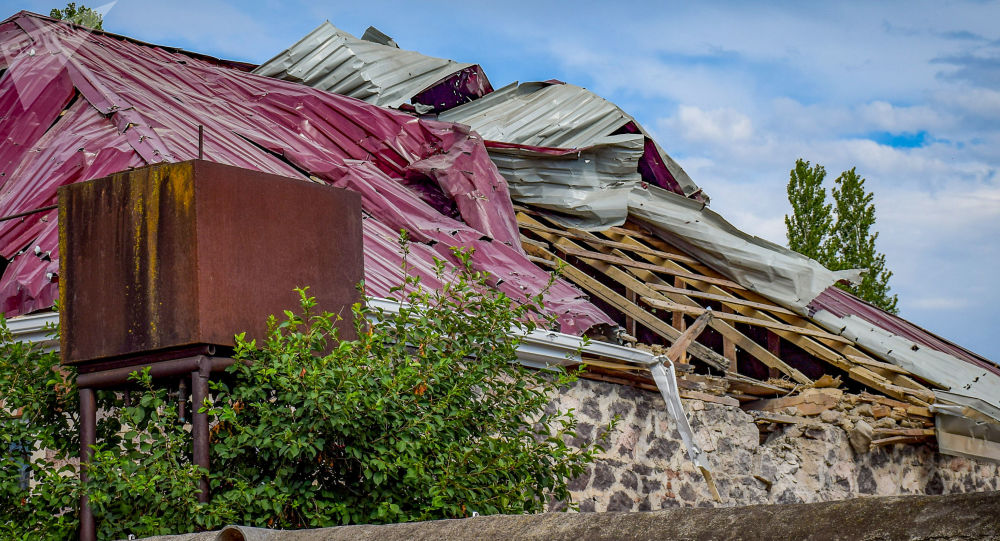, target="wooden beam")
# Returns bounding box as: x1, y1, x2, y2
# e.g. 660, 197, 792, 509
643, 297, 852, 343
519, 221, 702, 265
556, 244, 745, 290
671, 278, 687, 364
722, 305, 737, 373
525, 216, 810, 383
649, 283, 797, 316
766, 332, 782, 379
665, 311, 713, 364
520, 241, 730, 371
